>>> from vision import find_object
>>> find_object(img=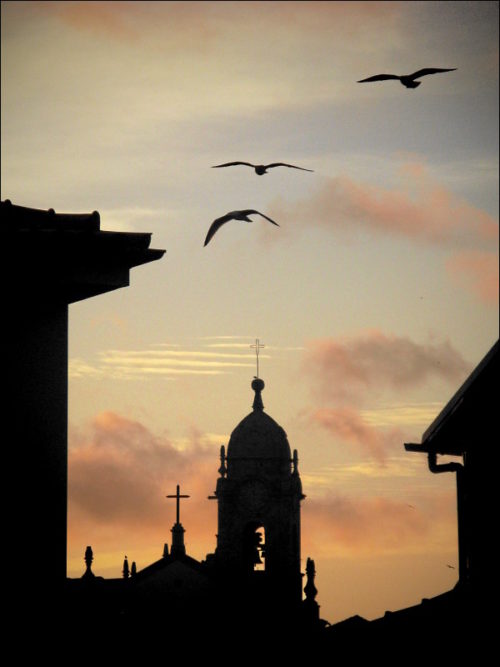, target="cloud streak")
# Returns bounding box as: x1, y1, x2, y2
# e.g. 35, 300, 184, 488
69, 342, 270, 379
302, 456, 425, 488
360, 402, 447, 428
69, 338, 302, 380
